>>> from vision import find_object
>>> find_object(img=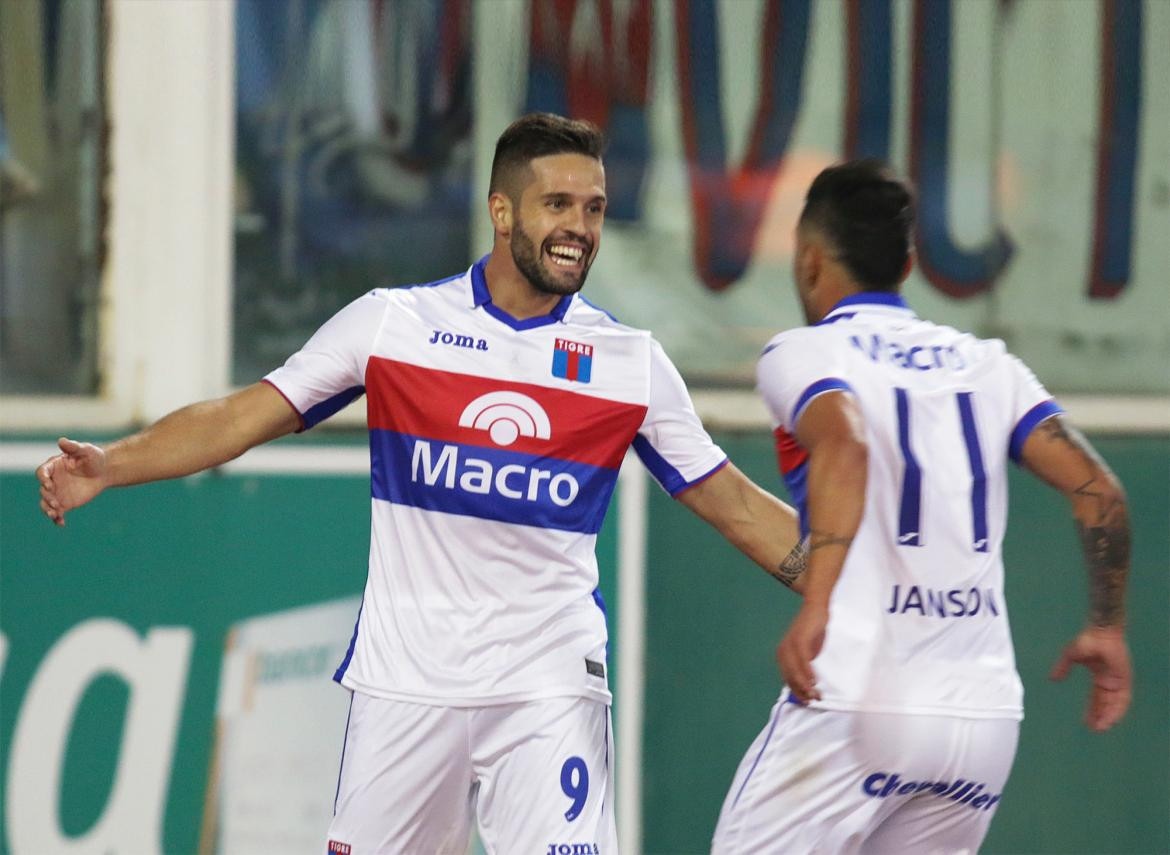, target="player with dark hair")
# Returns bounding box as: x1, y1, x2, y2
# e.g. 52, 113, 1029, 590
712, 160, 1132, 853
489, 111, 607, 194
37, 113, 807, 853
